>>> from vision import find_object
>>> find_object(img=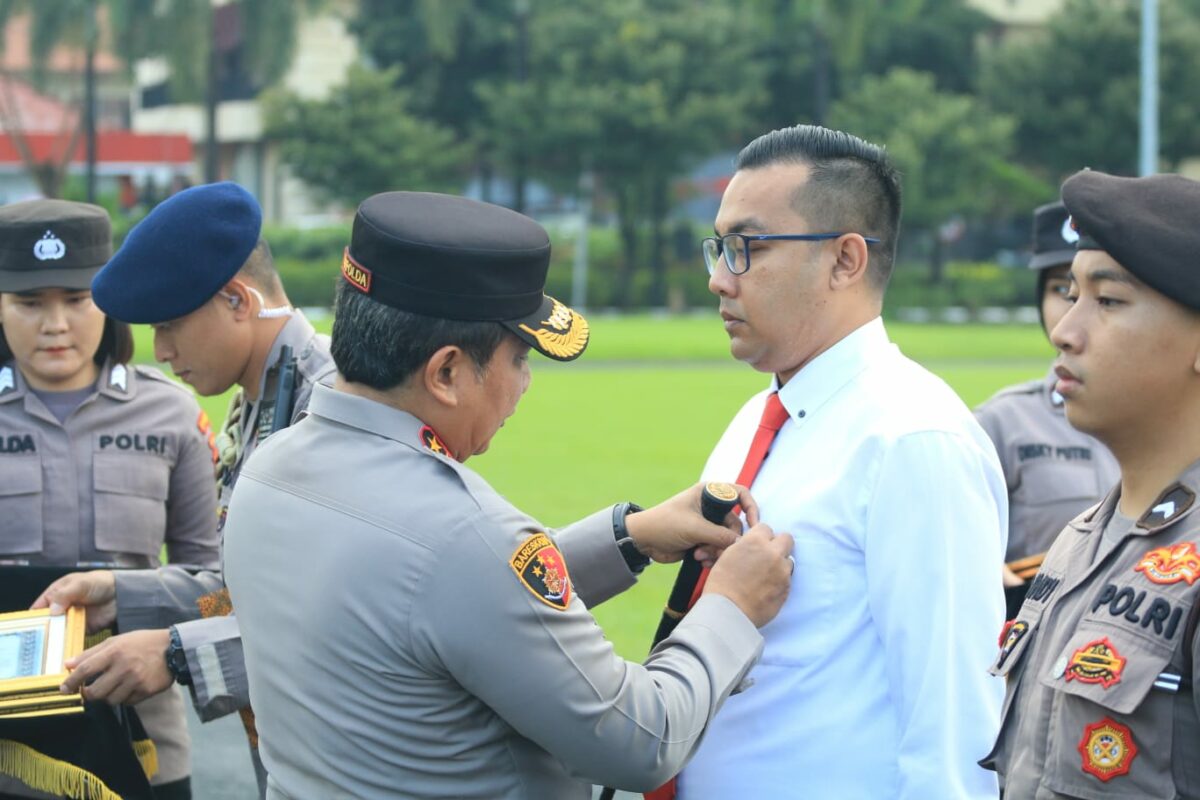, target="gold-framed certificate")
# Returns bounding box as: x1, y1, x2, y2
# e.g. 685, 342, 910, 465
0, 607, 85, 718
